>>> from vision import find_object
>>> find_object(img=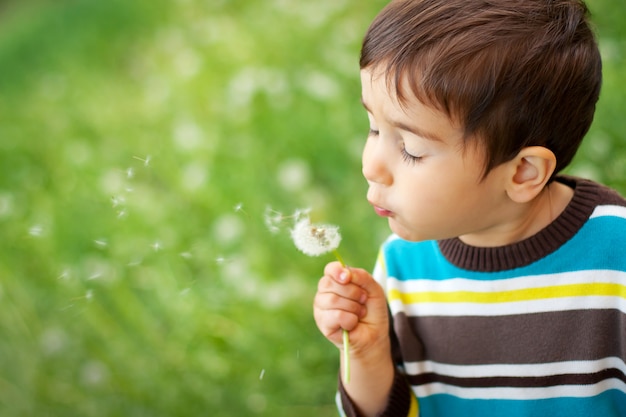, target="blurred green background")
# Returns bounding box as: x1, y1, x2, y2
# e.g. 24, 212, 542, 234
0, 0, 624, 416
